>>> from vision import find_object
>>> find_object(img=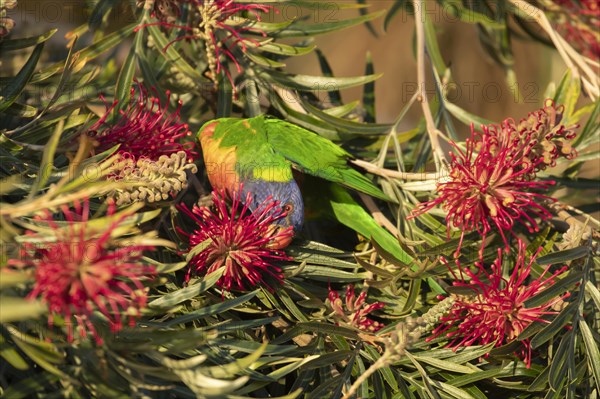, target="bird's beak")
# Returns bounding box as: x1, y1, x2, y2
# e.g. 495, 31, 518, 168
264, 224, 294, 249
